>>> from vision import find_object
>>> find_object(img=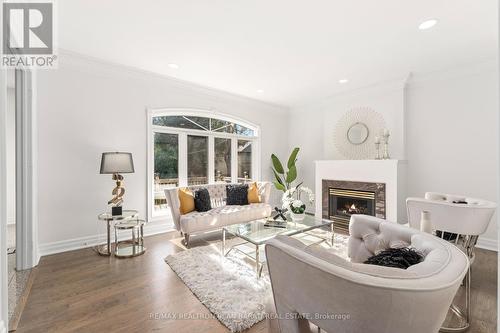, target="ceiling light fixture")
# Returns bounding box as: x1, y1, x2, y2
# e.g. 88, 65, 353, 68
256, 89, 264, 93
339, 79, 348, 84
418, 19, 438, 30
168, 63, 179, 69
